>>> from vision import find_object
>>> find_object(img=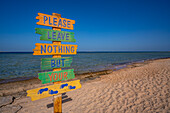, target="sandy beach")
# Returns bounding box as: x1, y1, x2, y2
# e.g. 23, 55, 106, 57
0, 58, 169, 113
